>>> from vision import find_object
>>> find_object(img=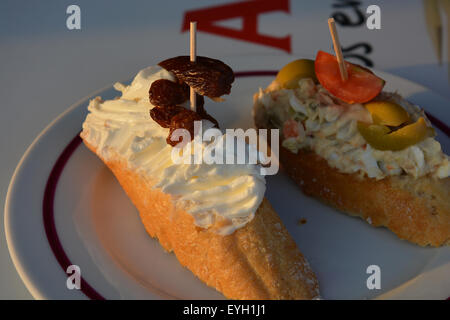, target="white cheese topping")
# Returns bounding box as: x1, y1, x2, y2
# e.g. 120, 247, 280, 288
82, 66, 266, 235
